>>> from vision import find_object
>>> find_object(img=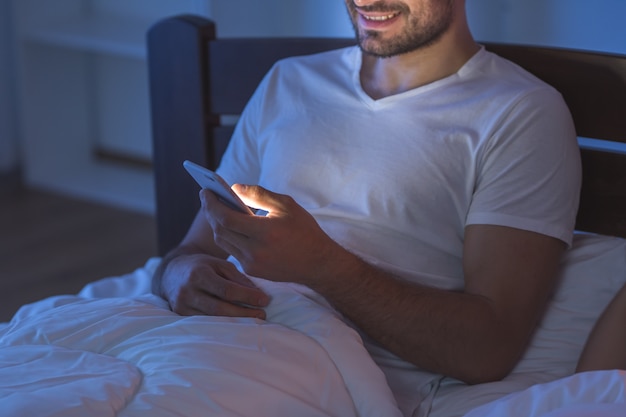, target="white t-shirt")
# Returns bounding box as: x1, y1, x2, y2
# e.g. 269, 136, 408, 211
217, 46, 582, 416
218, 46, 581, 291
